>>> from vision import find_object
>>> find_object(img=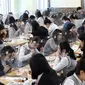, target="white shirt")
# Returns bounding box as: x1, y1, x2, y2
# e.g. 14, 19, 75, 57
48, 23, 58, 36
63, 73, 85, 85
53, 56, 69, 72
18, 43, 39, 62
24, 22, 32, 34
8, 26, 20, 38
53, 55, 77, 74
37, 17, 44, 26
